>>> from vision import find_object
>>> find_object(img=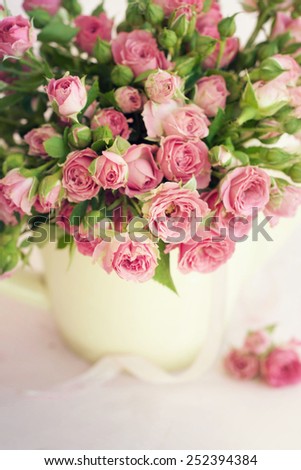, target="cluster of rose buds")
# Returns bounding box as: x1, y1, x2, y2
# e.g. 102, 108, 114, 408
224, 327, 301, 388
1, 0, 301, 287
